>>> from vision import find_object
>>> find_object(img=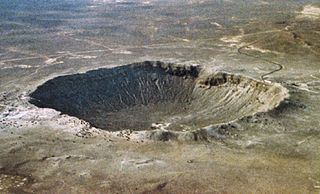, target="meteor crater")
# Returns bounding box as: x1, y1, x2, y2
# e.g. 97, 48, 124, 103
29, 61, 288, 132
